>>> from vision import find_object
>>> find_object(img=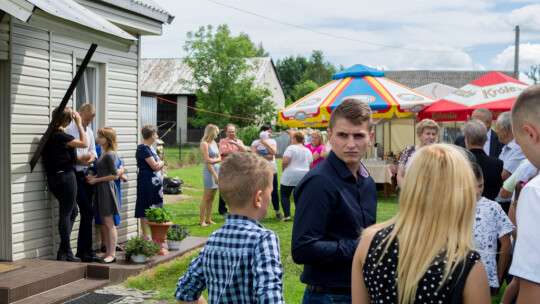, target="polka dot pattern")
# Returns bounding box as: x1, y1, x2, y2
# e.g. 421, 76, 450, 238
362, 226, 481, 303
